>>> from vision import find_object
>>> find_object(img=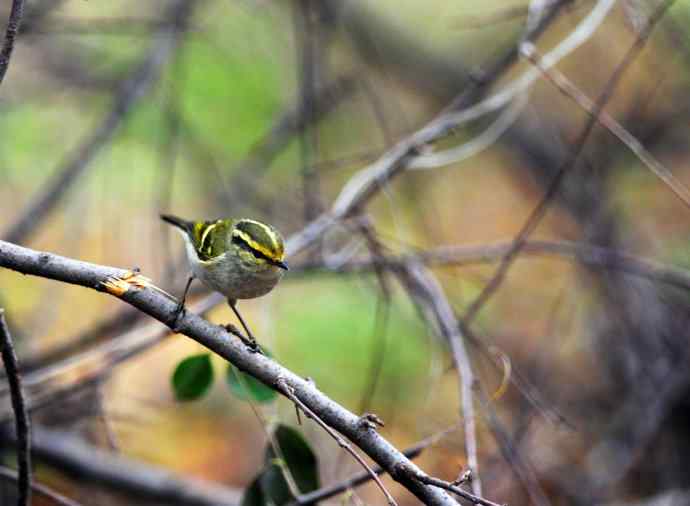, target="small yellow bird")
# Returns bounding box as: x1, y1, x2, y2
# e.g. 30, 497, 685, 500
161, 214, 288, 349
